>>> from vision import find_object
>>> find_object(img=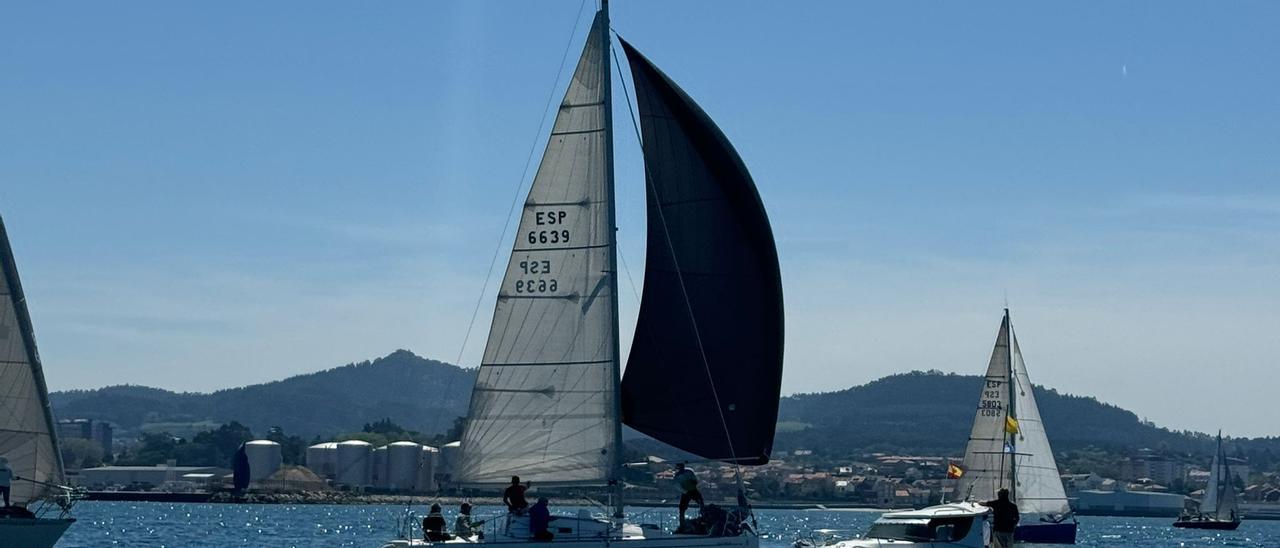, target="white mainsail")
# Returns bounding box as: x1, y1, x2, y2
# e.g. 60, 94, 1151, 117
0, 218, 65, 507
957, 310, 1070, 518
456, 12, 619, 487
1009, 330, 1071, 516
